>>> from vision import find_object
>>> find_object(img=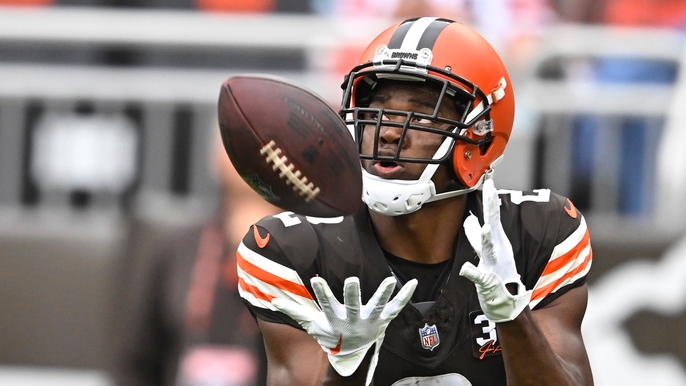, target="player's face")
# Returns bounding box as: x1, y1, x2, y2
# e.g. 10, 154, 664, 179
359, 80, 462, 182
